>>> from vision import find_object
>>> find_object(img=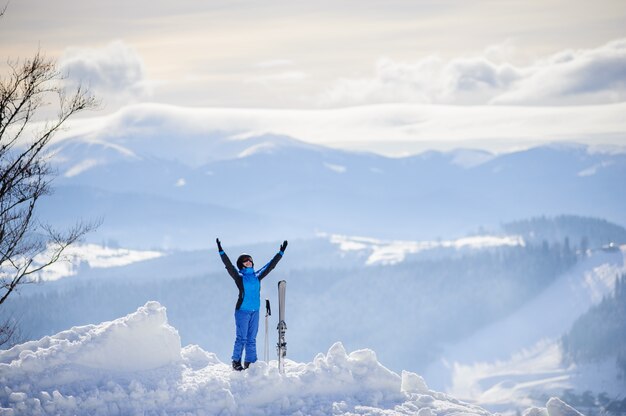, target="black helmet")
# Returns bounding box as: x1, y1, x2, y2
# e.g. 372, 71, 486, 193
237, 254, 254, 270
